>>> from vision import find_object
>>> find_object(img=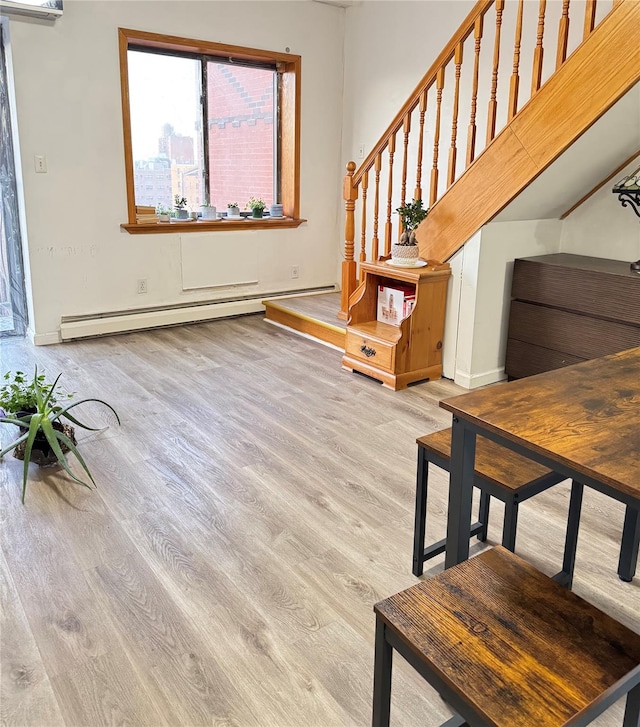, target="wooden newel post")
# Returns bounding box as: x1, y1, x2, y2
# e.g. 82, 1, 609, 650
339, 161, 359, 321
